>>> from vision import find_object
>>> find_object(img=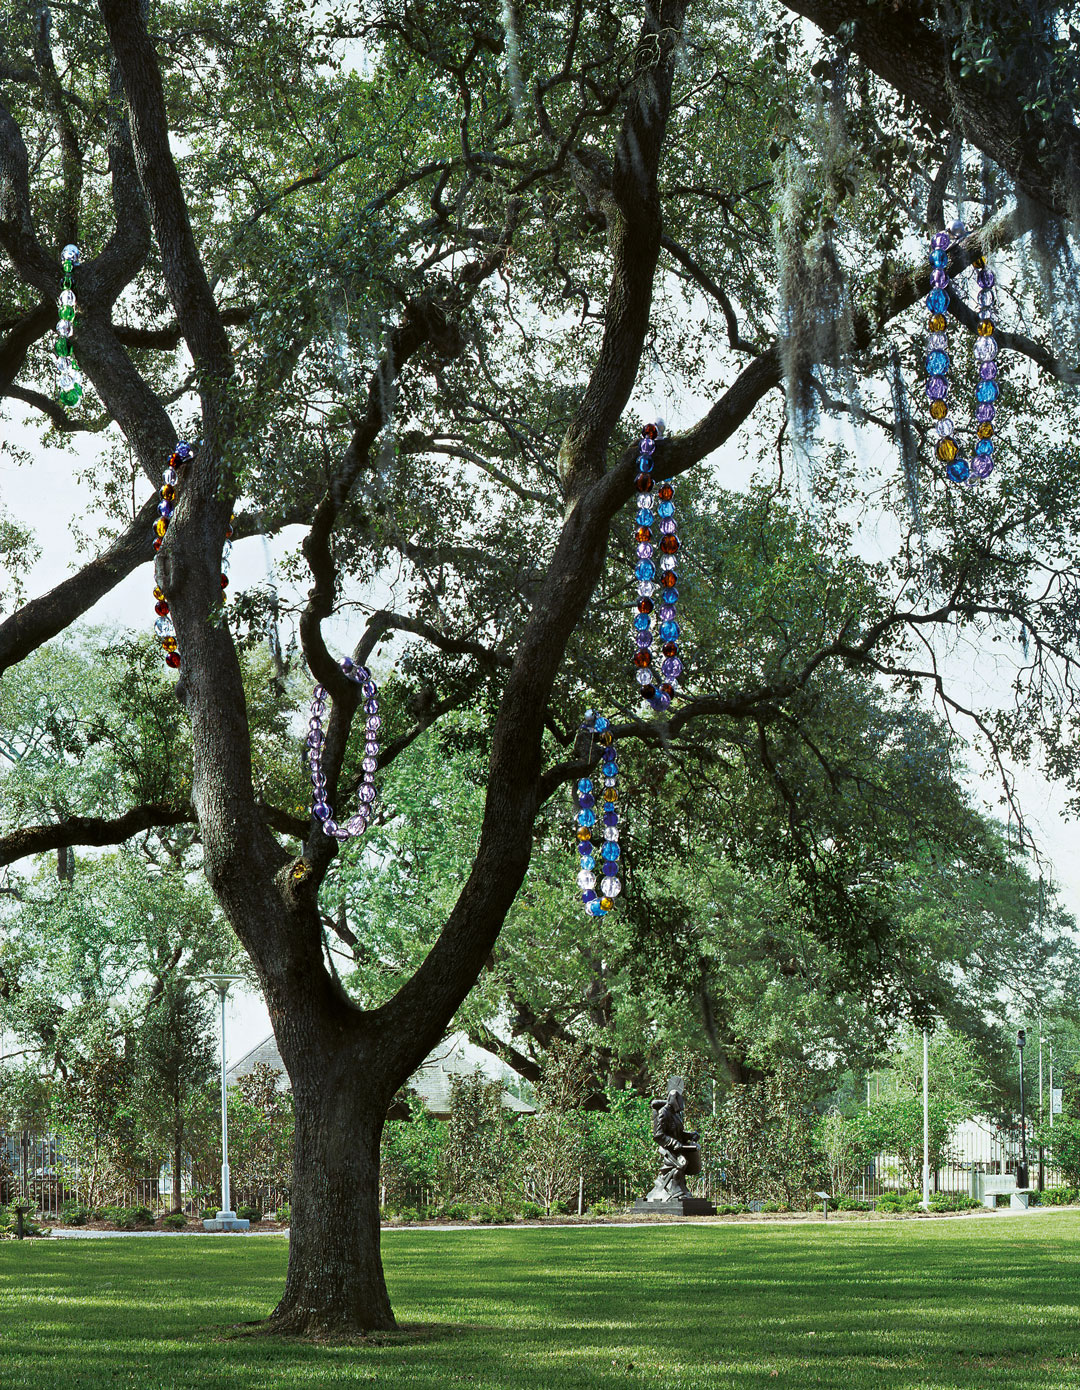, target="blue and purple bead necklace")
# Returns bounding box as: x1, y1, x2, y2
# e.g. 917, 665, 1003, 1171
307, 659, 381, 841
925, 220, 1001, 485
574, 712, 621, 917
